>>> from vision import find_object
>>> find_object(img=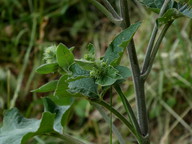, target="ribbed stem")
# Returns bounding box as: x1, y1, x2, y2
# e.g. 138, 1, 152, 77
119, 0, 149, 136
